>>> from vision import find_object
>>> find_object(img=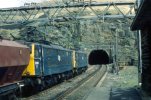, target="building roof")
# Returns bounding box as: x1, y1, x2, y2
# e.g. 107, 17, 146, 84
131, 0, 151, 31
